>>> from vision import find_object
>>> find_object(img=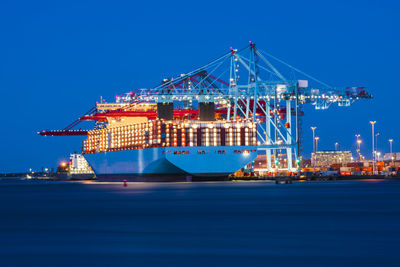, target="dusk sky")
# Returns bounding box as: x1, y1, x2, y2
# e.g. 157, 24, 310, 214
1, 0, 399, 172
